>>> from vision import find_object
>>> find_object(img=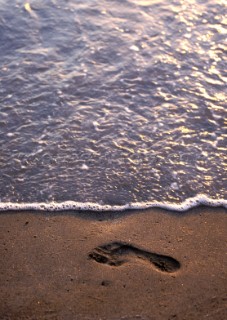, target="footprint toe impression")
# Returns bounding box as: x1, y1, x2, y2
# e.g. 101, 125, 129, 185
88, 242, 180, 273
